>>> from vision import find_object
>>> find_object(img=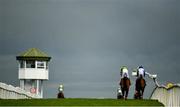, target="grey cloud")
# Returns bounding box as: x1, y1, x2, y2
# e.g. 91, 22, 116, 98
0, 0, 180, 98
